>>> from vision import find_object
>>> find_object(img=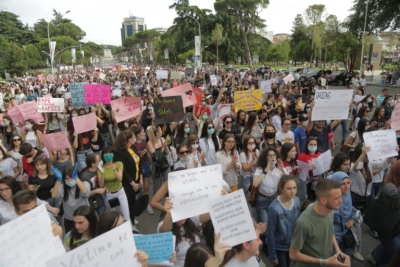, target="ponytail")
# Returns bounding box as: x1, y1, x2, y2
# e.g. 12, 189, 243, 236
219, 244, 243, 267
